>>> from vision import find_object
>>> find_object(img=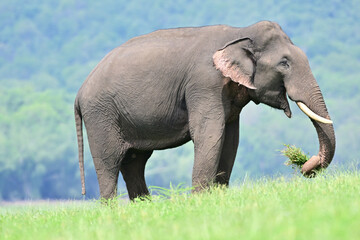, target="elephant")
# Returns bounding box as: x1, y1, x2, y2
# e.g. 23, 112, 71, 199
74, 21, 336, 200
